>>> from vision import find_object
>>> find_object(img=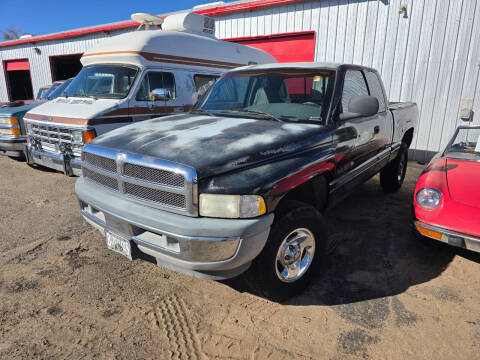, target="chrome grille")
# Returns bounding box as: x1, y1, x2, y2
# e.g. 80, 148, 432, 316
81, 146, 197, 216
124, 182, 186, 208
28, 122, 73, 148
82, 152, 117, 173
82, 167, 118, 191
123, 163, 185, 188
